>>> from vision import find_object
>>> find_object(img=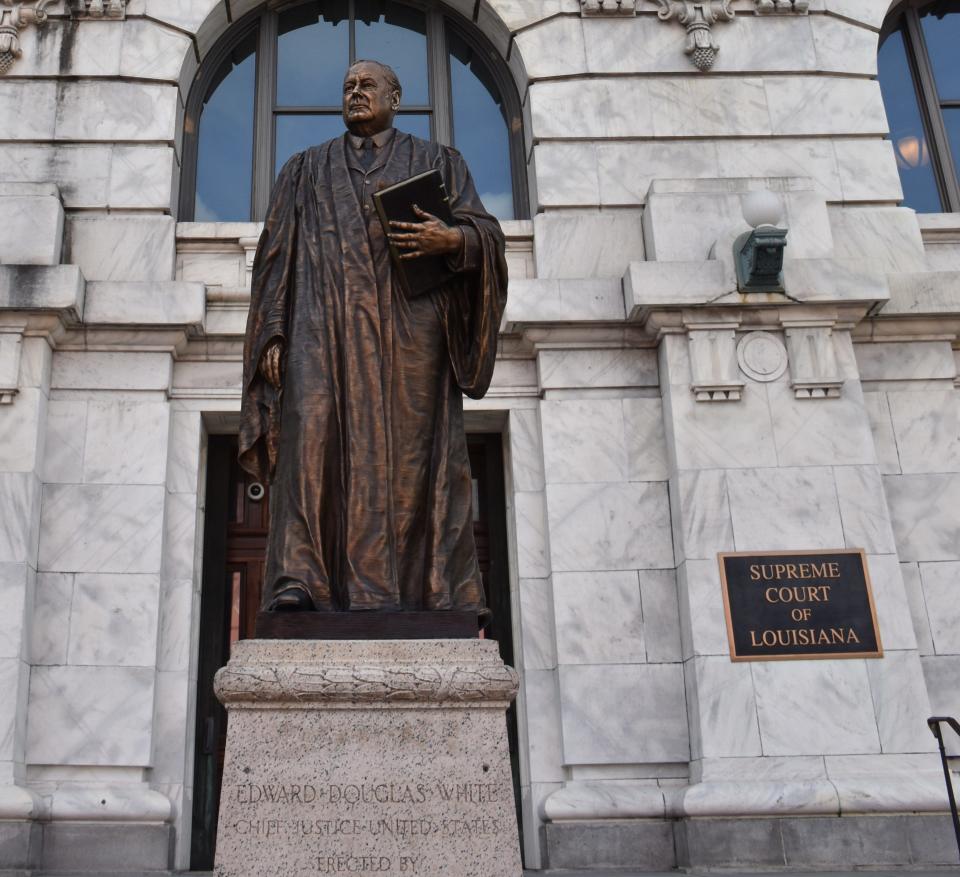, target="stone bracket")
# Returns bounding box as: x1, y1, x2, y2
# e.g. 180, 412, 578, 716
68, 0, 127, 18
754, 0, 808, 13
581, 0, 637, 16
238, 235, 260, 289
687, 323, 744, 401
0, 326, 24, 404
784, 324, 843, 399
